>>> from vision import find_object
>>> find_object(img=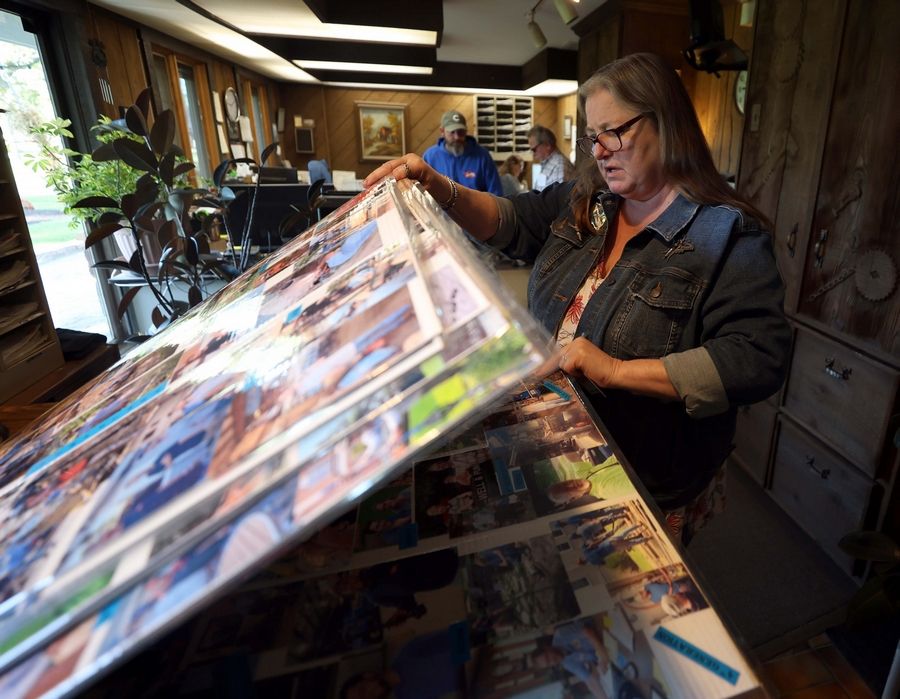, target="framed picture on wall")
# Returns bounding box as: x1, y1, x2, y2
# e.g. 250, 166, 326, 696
356, 102, 407, 162
295, 126, 315, 154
